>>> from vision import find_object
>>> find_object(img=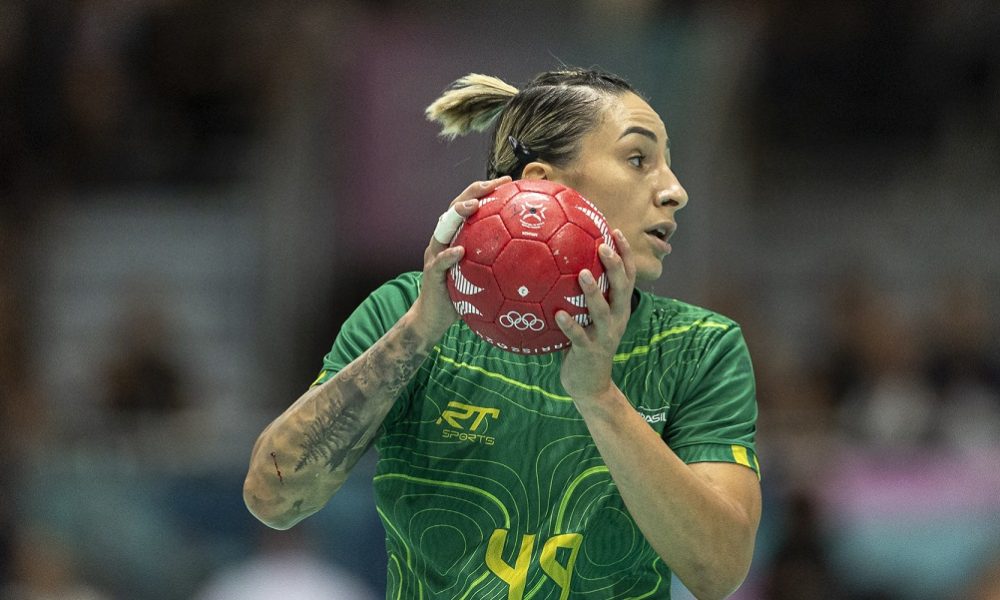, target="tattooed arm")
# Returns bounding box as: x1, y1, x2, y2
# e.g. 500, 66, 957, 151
243, 178, 509, 530
243, 309, 439, 530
